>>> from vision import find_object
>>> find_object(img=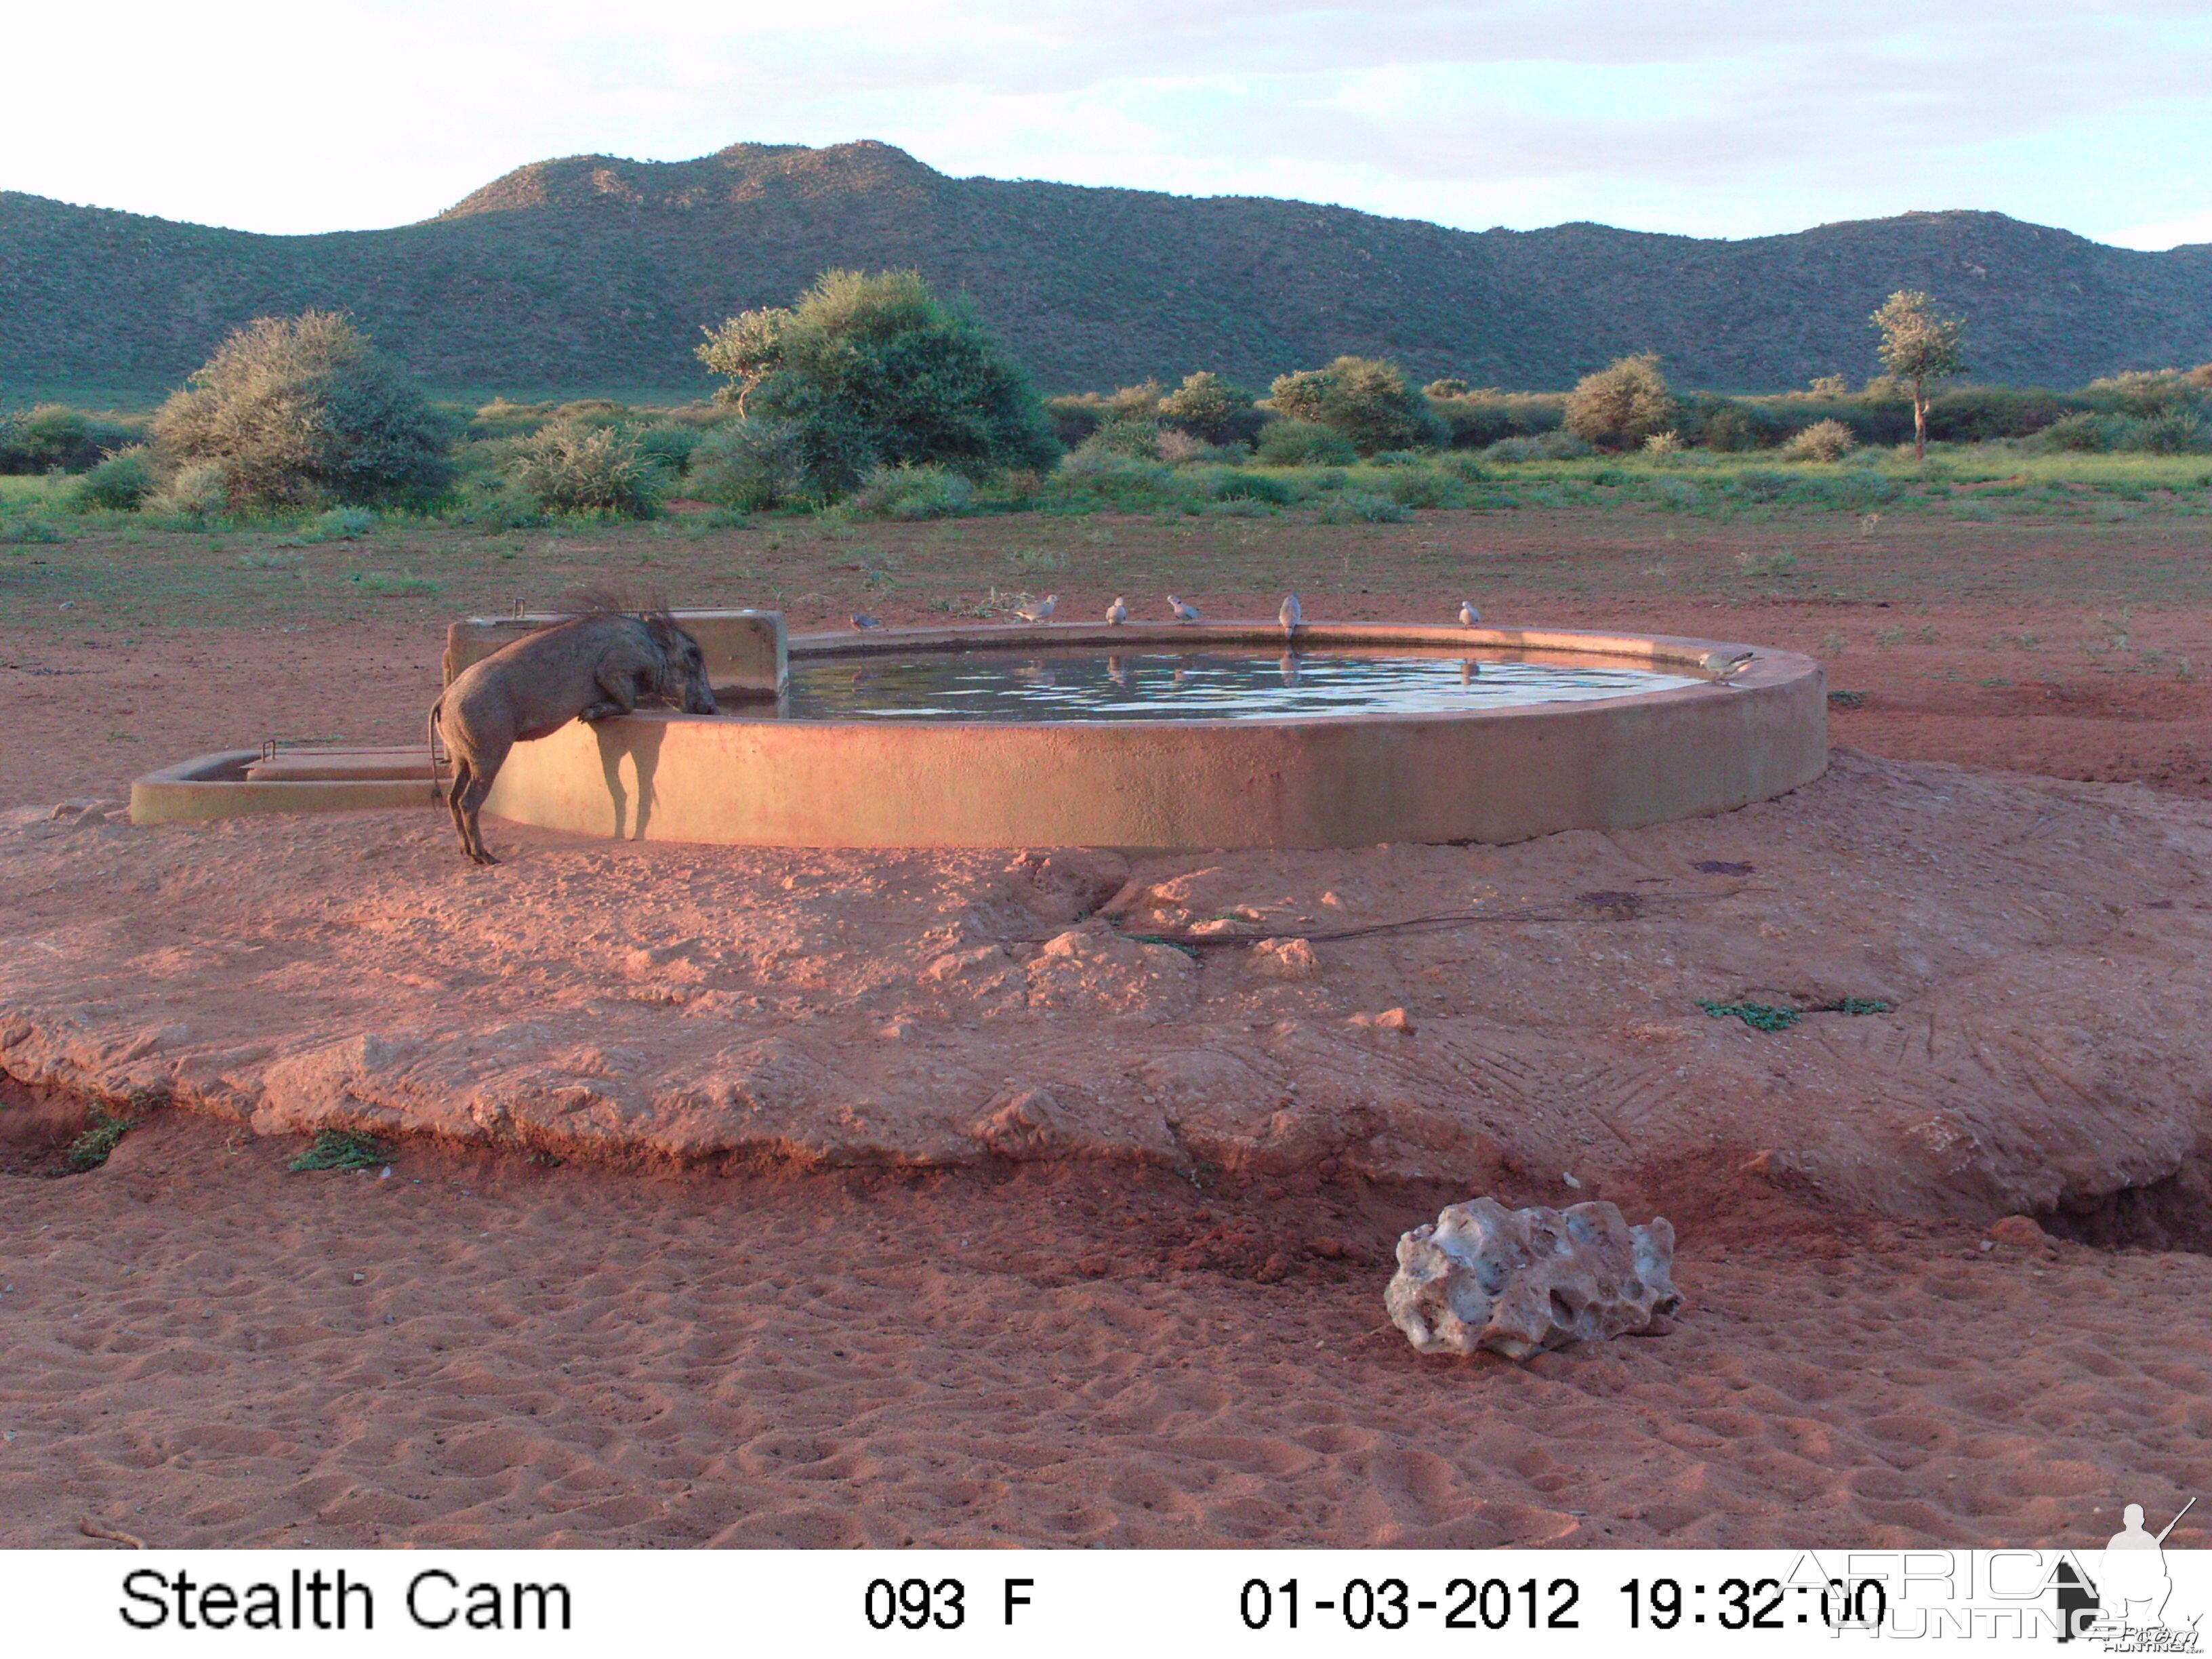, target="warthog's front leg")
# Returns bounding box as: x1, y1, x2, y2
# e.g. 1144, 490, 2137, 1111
578, 659, 644, 724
